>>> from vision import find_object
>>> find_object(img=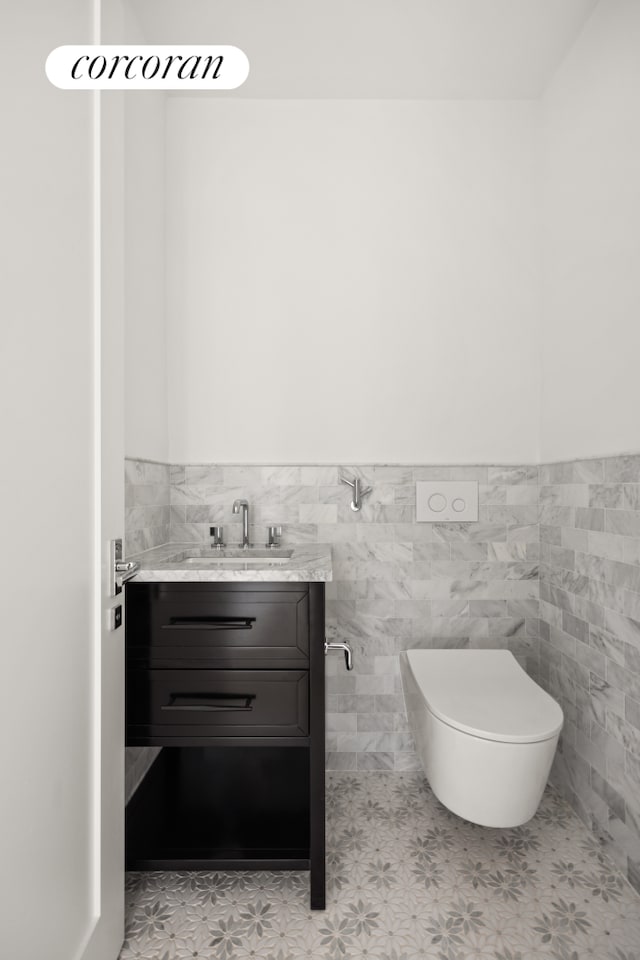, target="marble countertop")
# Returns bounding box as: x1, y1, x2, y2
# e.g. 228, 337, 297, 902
127, 542, 333, 583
